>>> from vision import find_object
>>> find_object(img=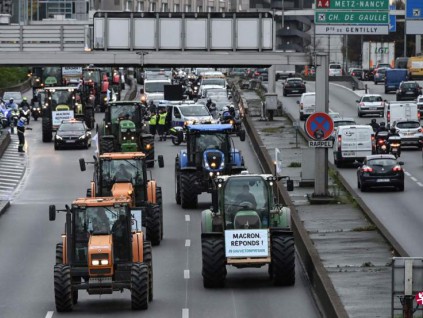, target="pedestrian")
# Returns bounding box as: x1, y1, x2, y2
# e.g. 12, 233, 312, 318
17, 117, 32, 153
157, 108, 167, 141
148, 111, 158, 137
